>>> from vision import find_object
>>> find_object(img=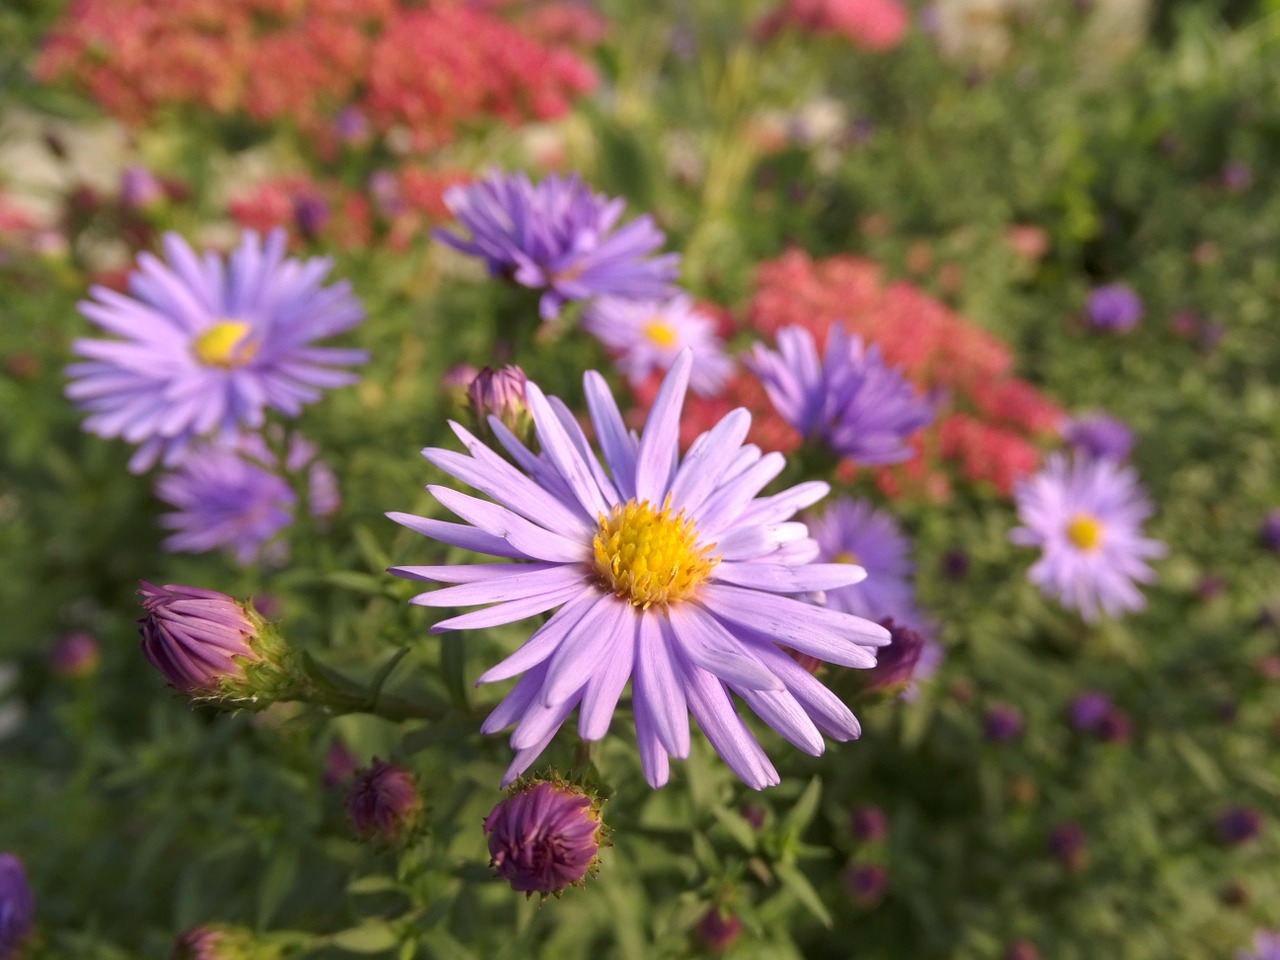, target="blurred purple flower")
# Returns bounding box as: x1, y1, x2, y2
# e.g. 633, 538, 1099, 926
390, 352, 889, 790
292, 192, 330, 240
845, 863, 887, 906
1221, 162, 1253, 193
746, 325, 934, 465
346, 759, 421, 842
367, 170, 404, 217
808, 497, 921, 625
1095, 706, 1132, 743
334, 106, 371, 145
583, 294, 732, 397
66, 229, 366, 472
1239, 930, 1280, 960
983, 703, 1023, 743
170, 926, 223, 960
1047, 822, 1085, 871
0, 853, 33, 958
434, 171, 680, 320
695, 907, 742, 952
120, 165, 163, 209
850, 805, 887, 843
1085, 283, 1142, 332
1215, 807, 1263, 847
1062, 414, 1133, 462
321, 739, 359, 789
1004, 941, 1041, 960
468, 365, 530, 438
484, 780, 603, 896
1067, 690, 1111, 732
1258, 511, 1280, 553
137, 582, 260, 695
1010, 454, 1166, 622
48, 631, 101, 678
